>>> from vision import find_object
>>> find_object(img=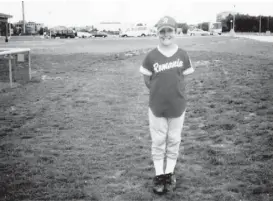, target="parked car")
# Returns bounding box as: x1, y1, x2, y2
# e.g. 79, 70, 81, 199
93, 31, 108, 38
188, 28, 210, 36
51, 30, 76, 38
119, 26, 151, 37
209, 22, 222, 35
76, 31, 92, 38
